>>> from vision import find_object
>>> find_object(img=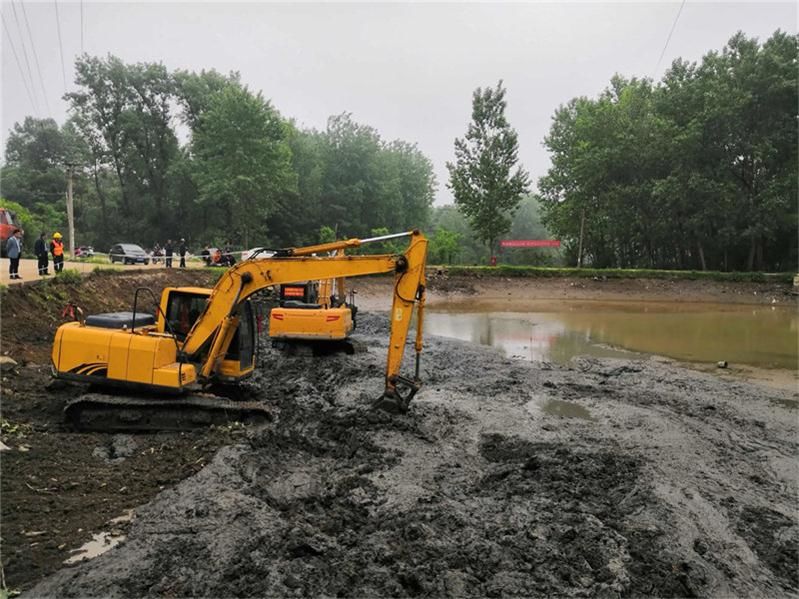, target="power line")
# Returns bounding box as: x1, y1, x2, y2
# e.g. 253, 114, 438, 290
53, 0, 68, 92
1, 13, 39, 115
652, 0, 687, 79
80, 0, 83, 53
8, 0, 41, 115
19, 0, 52, 117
